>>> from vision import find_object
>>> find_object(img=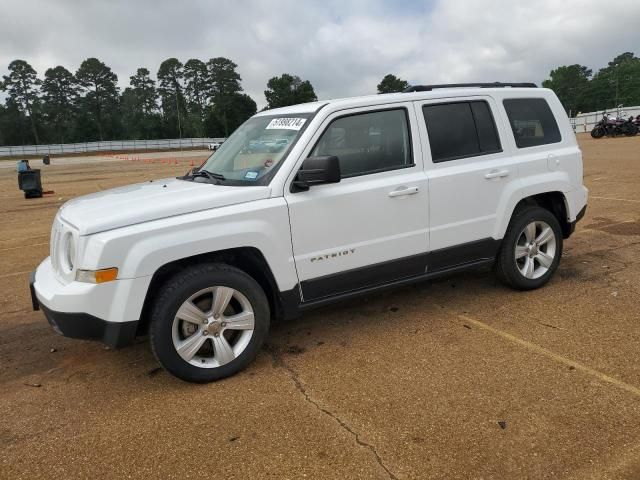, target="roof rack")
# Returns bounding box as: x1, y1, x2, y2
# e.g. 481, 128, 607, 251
402, 82, 537, 93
